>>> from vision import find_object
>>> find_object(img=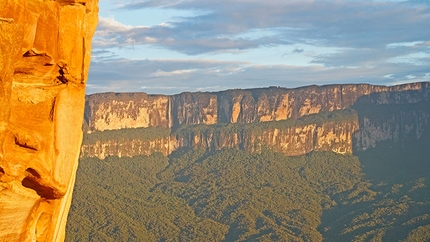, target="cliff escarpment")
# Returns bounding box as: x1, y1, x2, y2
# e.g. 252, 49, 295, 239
81, 110, 359, 158
81, 82, 430, 159
0, 1, 98, 241
84, 92, 171, 131
353, 101, 430, 151
84, 82, 429, 132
